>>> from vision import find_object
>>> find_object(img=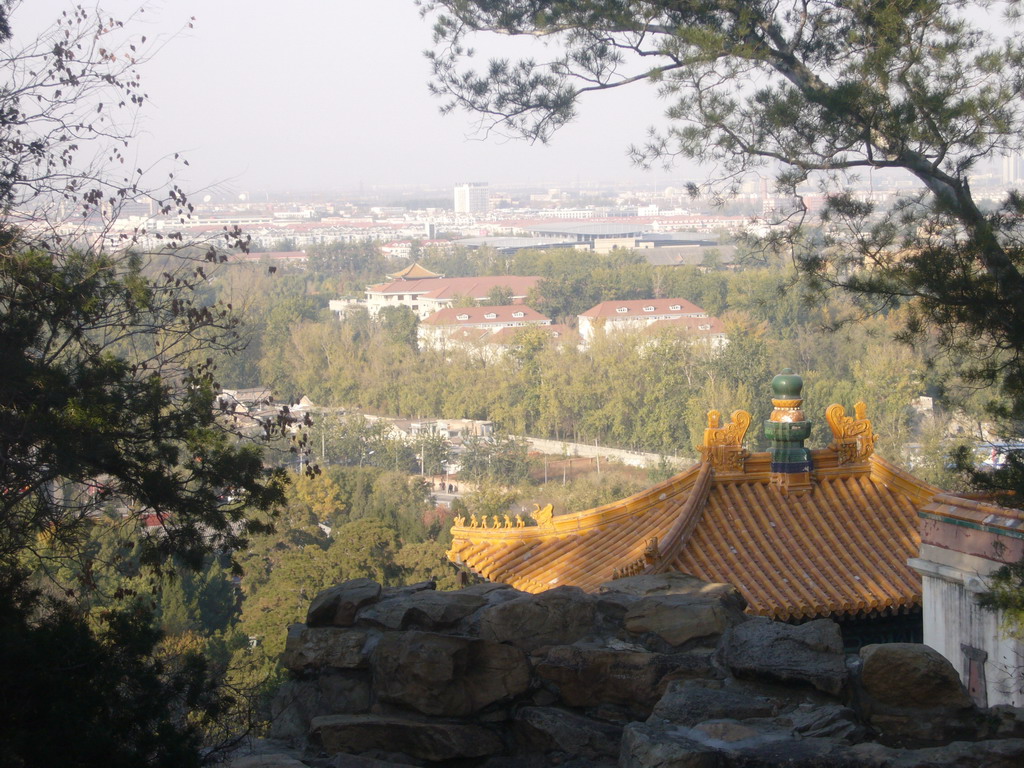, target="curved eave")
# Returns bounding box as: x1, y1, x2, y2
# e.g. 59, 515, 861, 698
867, 453, 944, 507
447, 462, 708, 592
449, 447, 932, 621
